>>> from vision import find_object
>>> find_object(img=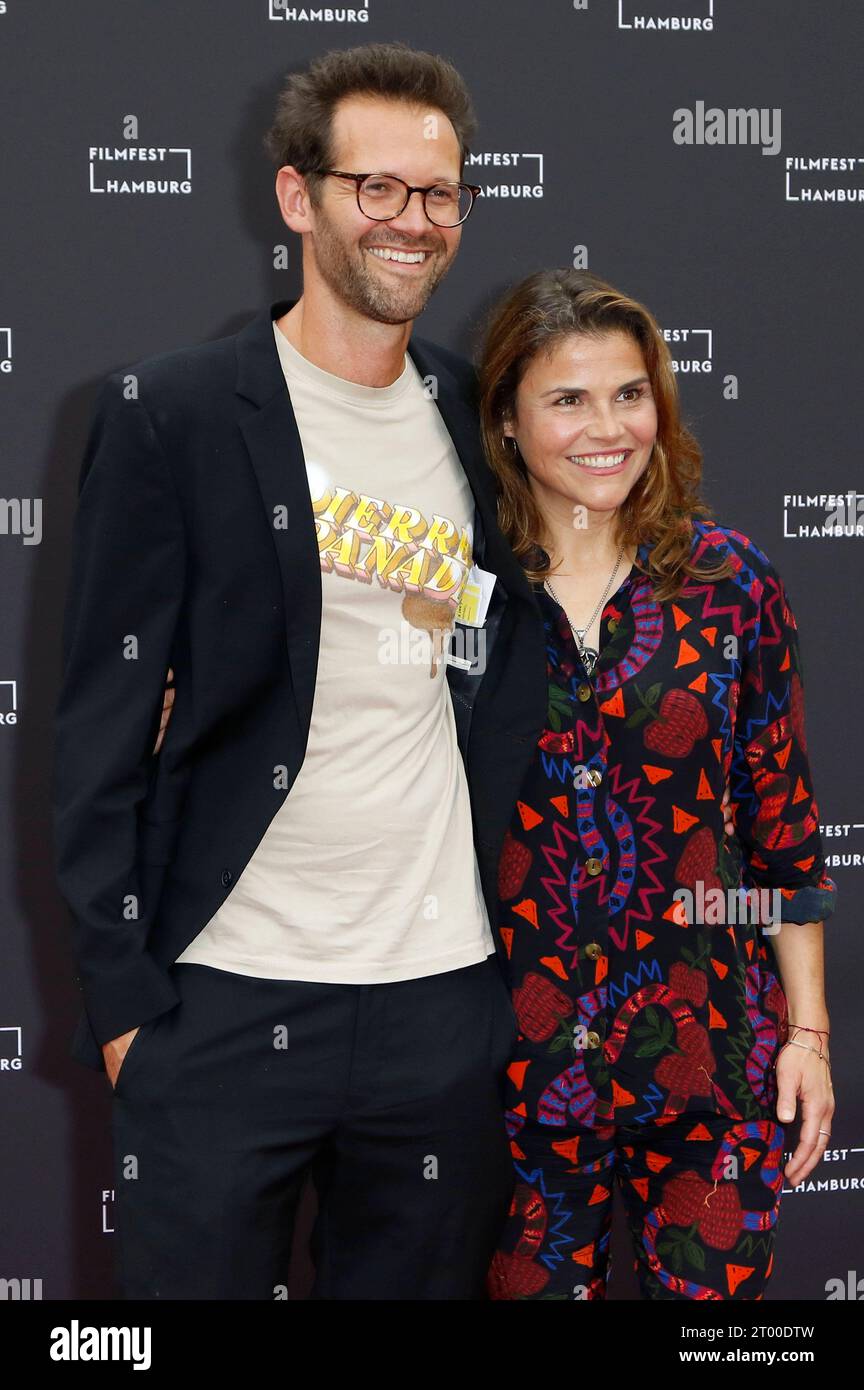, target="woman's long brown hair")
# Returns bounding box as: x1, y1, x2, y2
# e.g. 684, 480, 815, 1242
476, 267, 735, 603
